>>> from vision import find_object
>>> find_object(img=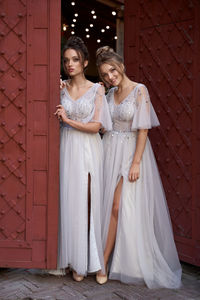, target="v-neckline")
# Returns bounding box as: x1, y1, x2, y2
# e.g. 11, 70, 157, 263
113, 84, 140, 106
65, 83, 96, 102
